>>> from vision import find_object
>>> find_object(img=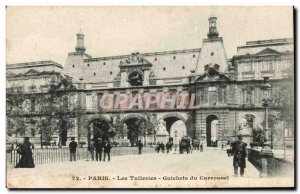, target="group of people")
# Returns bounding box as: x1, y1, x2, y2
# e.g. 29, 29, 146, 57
87, 138, 112, 162
155, 141, 167, 153
14, 135, 248, 178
